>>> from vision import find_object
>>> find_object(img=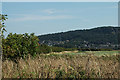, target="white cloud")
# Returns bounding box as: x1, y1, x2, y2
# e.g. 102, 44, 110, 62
42, 9, 56, 14
8, 14, 74, 22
